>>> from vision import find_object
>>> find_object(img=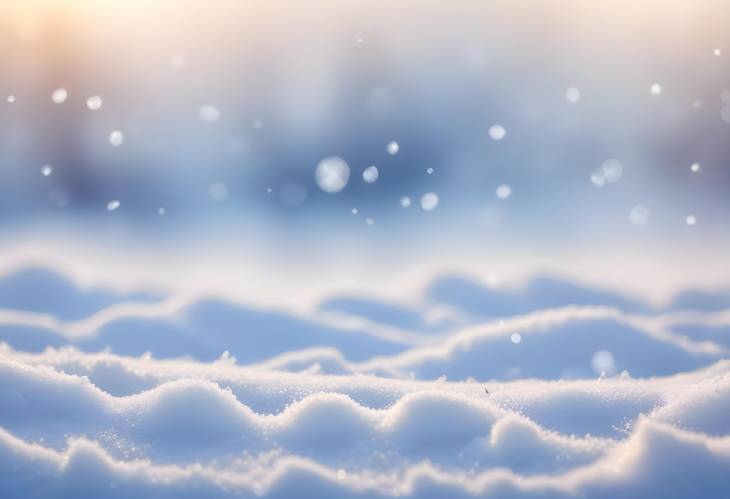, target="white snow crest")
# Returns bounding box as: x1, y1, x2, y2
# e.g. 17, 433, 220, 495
1, 266, 730, 497
2, 351, 730, 497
